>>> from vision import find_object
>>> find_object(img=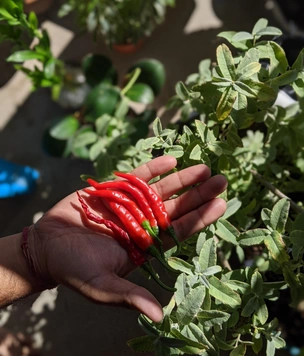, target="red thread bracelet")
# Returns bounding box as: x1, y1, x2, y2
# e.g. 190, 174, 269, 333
21, 226, 57, 289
